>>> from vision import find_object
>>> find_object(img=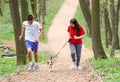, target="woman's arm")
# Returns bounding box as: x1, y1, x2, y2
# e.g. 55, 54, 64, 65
74, 35, 84, 39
